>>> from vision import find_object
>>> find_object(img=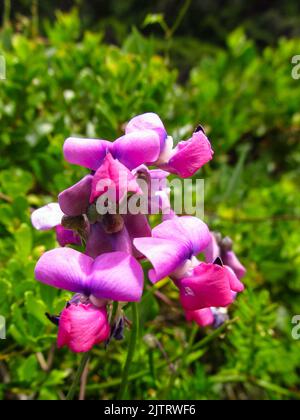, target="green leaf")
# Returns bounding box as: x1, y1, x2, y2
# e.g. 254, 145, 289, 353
25, 291, 48, 326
